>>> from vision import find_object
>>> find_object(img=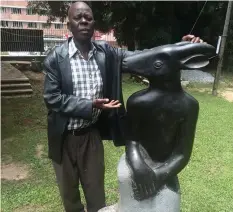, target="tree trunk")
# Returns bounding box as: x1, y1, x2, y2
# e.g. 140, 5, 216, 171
212, 0, 233, 96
